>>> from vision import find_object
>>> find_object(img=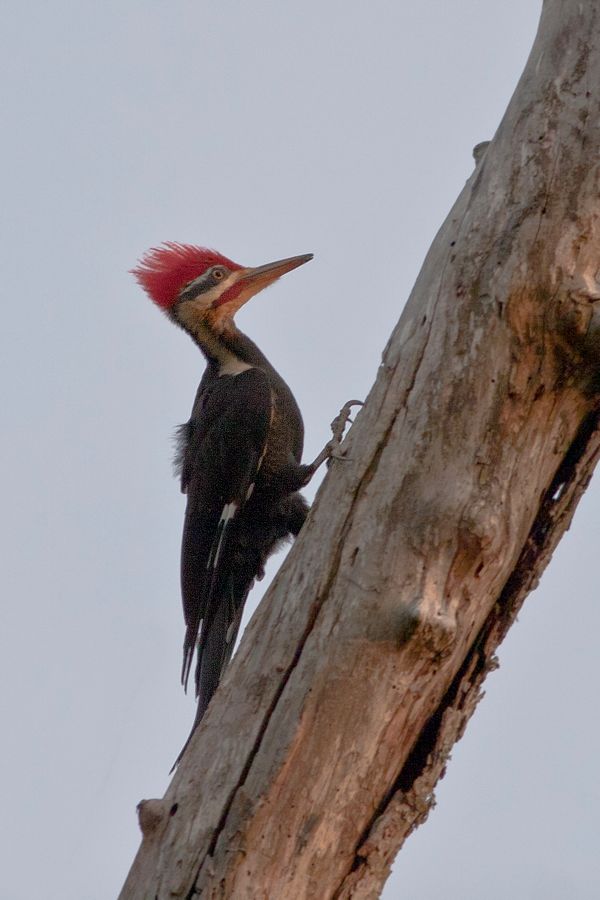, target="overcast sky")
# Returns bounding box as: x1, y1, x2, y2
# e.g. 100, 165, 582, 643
2, 2, 599, 898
